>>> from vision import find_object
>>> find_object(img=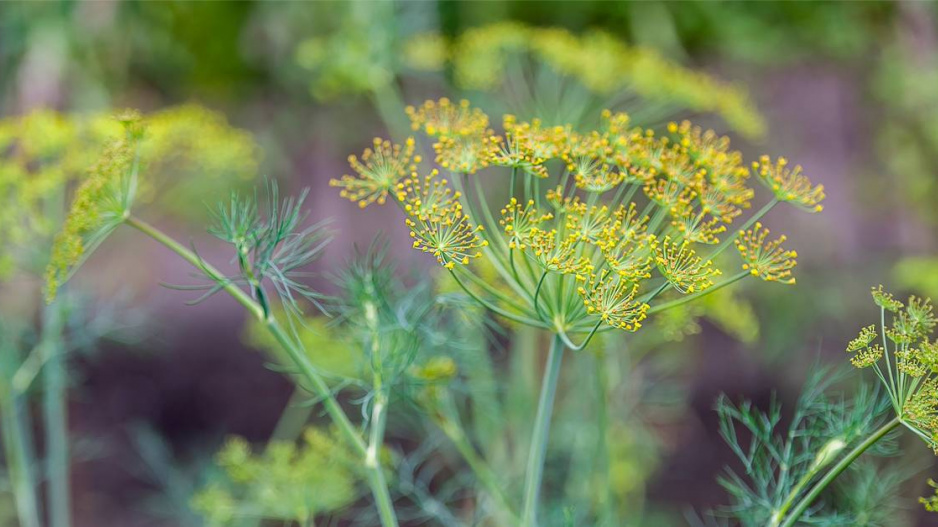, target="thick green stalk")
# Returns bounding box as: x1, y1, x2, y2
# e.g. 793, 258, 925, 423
521, 334, 565, 527
42, 301, 70, 527
268, 387, 314, 443
0, 392, 40, 527
125, 217, 399, 526
778, 417, 901, 527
